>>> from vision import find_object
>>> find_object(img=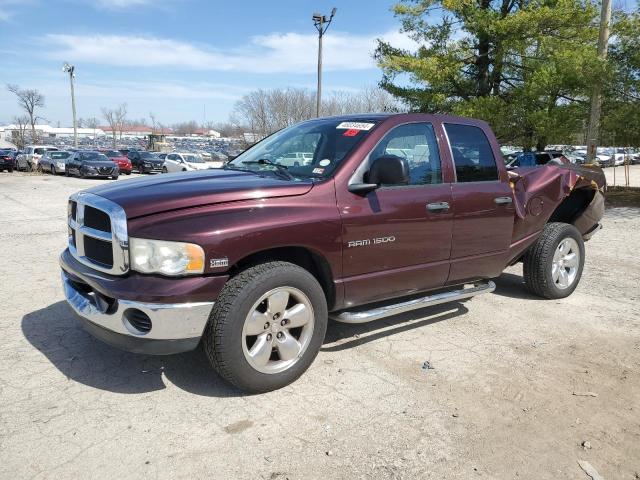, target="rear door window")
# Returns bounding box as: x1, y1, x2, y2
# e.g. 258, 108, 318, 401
445, 124, 499, 182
